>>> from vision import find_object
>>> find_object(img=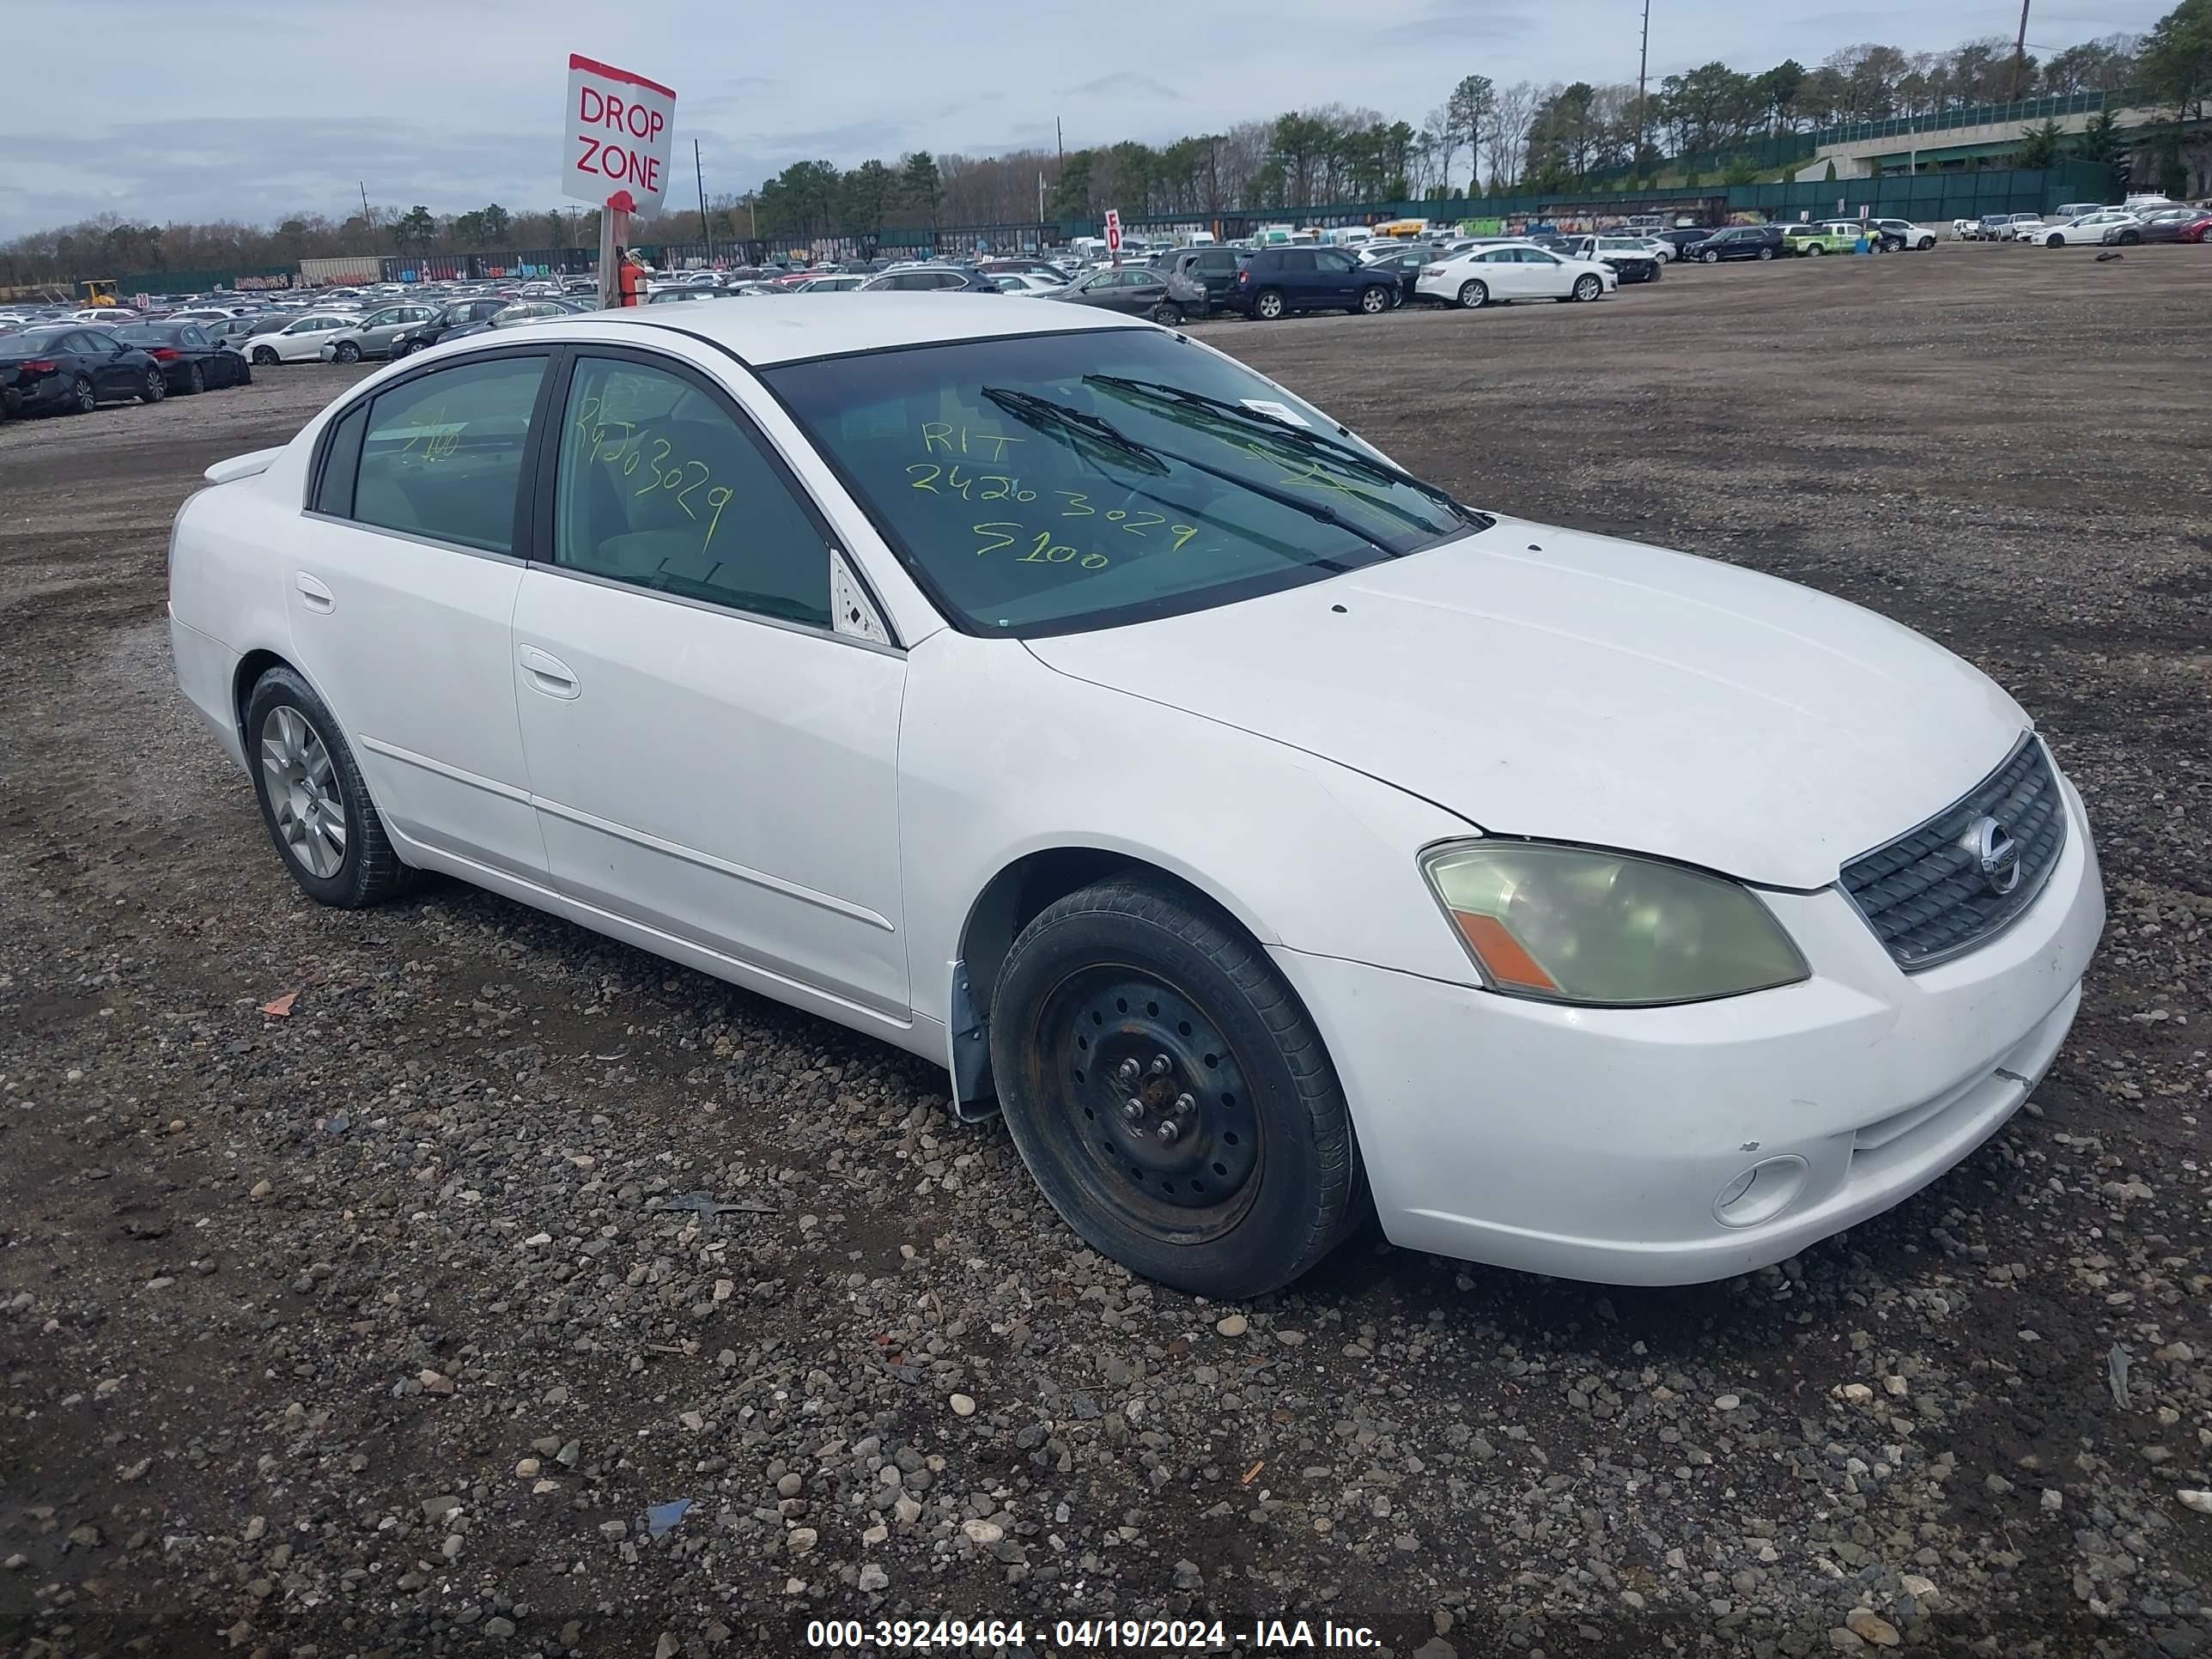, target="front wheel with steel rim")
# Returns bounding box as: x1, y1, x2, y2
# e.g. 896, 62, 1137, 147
245, 666, 412, 908
1572, 274, 1602, 301
1253, 288, 1285, 320
1456, 278, 1488, 307
988, 876, 1361, 1299
140, 368, 166, 403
